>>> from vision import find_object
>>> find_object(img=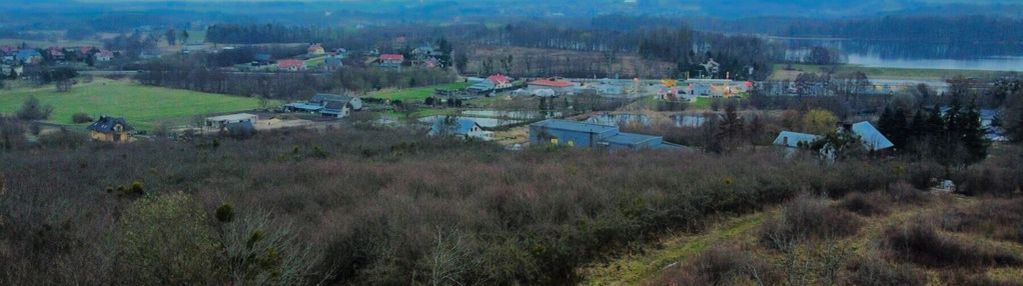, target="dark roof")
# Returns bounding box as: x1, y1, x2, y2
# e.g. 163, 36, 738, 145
225, 121, 255, 133
308, 93, 353, 107
604, 132, 660, 146
531, 119, 617, 134
325, 57, 343, 66
87, 116, 133, 133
